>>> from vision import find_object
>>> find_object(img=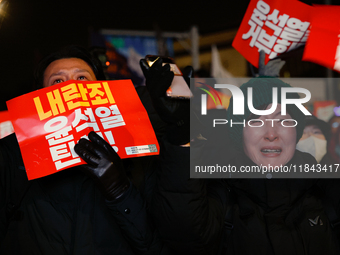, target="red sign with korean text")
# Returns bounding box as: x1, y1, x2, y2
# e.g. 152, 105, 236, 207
302, 5, 340, 72
7, 80, 159, 180
232, 0, 312, 67
0, 111, 14, 138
